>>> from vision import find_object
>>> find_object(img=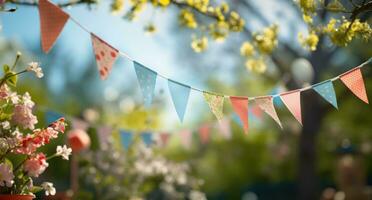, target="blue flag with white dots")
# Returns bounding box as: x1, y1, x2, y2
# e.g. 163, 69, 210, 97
313, 80, 338, 109
141, 132, 153, 147
168, 80, 191, 122
133, 61, 157, 107
120, 130, 133, 149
